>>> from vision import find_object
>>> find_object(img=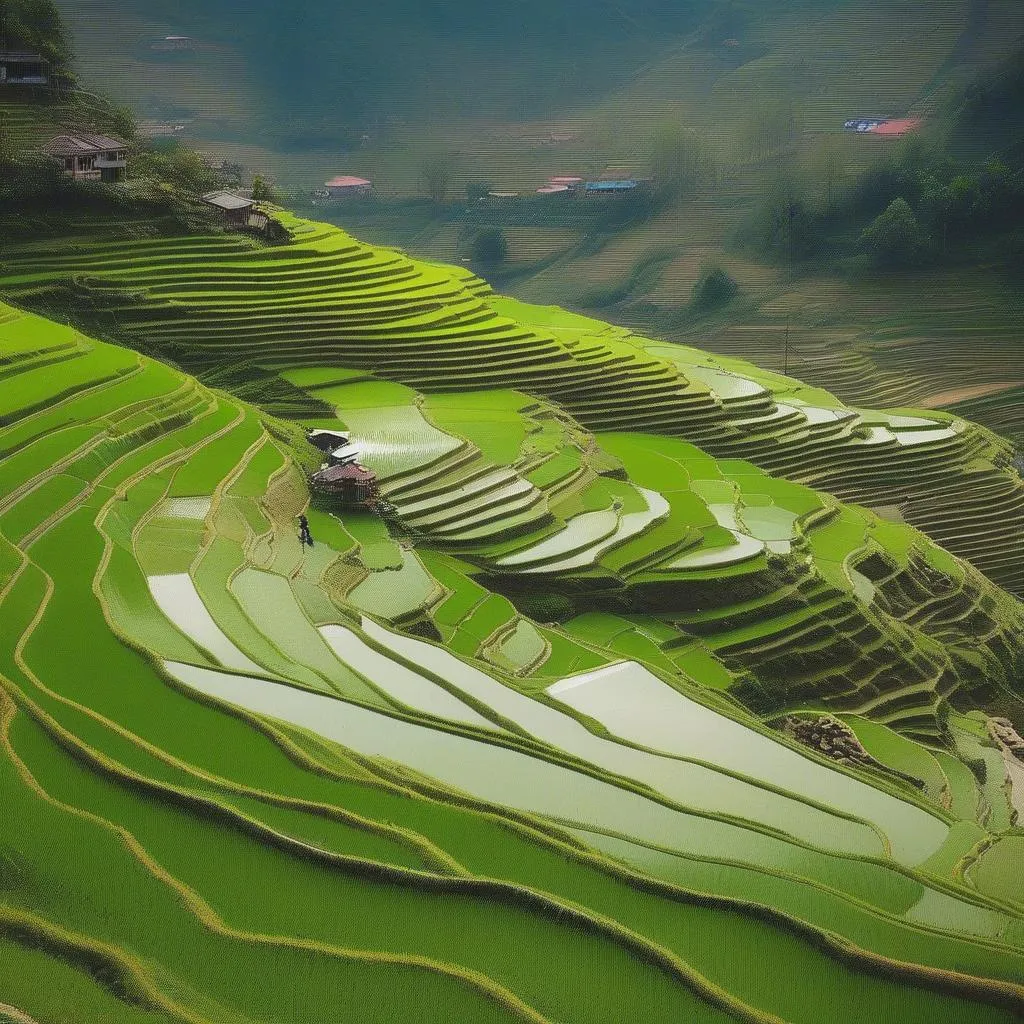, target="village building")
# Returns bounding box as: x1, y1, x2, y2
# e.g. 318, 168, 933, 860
201, 189, 257, 226
0, 52, 49, 86
310, 463, 379, 506
307, 429, 350, 454
584, 179, 642, 195
324, 175, 372, 198
150, 35, 195, 52
43, 133, 128, 182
